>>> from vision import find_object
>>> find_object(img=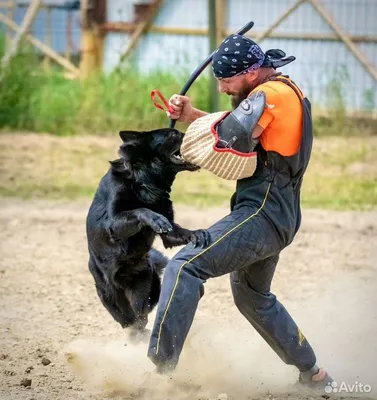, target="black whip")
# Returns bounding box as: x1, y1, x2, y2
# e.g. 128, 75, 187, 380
169, 20, 255, 128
